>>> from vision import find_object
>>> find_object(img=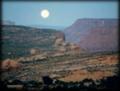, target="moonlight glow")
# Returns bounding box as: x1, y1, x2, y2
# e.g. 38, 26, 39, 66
41, 9, 50, 18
